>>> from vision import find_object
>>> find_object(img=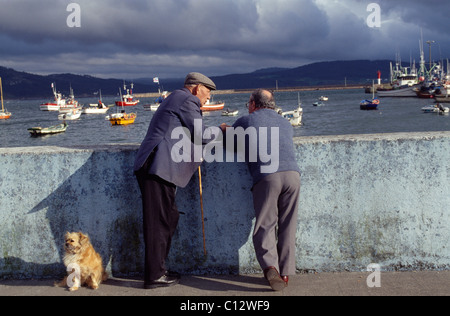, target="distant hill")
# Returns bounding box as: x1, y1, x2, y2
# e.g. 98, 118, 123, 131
140, 60, 394, 91
208, 60, 393, 90
0, 60, 395, 99
0, 66, 154, 99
